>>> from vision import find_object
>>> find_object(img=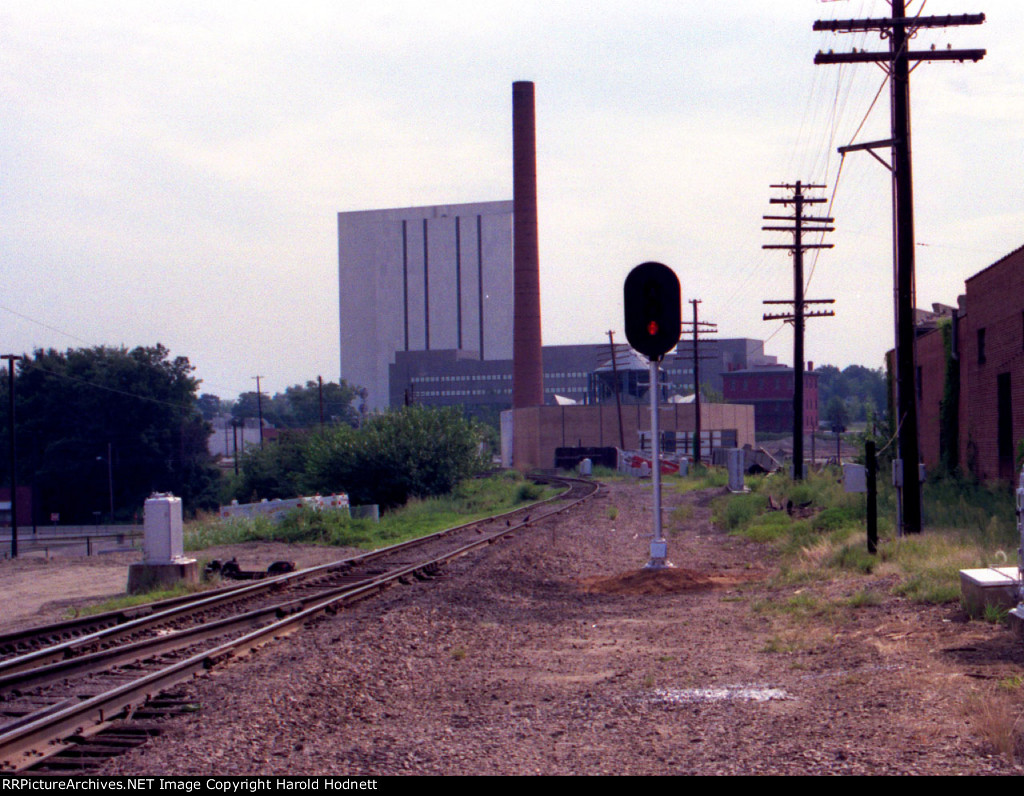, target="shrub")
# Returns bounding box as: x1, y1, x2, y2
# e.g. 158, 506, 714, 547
305, 406, 488, 509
